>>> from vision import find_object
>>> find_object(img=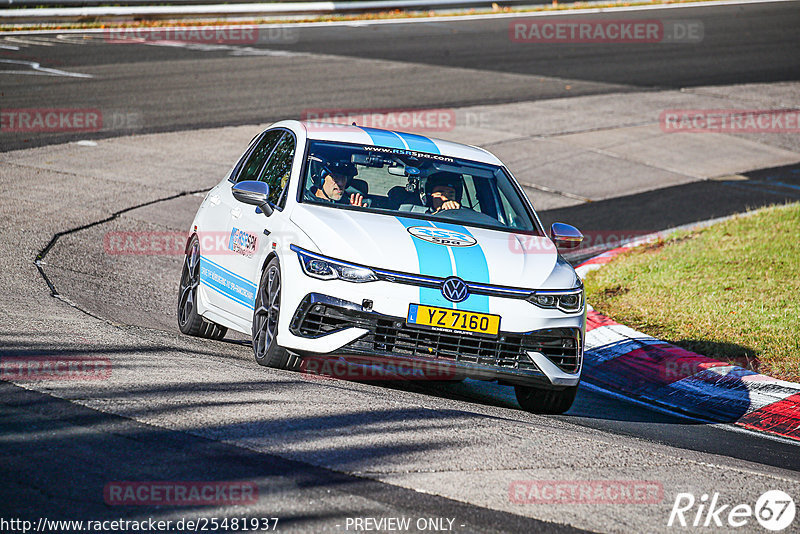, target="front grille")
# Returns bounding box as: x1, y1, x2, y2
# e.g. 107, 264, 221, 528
364, 320, 539, 370
290, 295, 581, 373
296, 304, 354, 337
